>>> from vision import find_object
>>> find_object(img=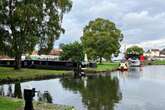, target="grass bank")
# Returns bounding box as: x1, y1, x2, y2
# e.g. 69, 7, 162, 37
85, 62, 119, 73
0, 96, 23, 110
0, 67, 71, 84
150, 60, 165, 65
144, 60, 165, 65
0, 97, 74, 110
